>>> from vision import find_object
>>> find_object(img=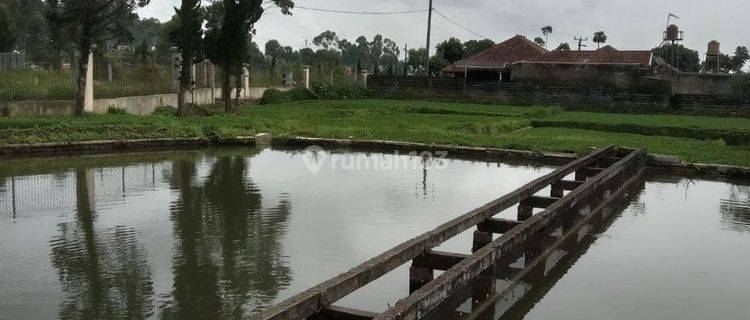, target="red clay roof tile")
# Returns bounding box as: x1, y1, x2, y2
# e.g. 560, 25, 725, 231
524, 50, 652, 66
444, 35, 548, 72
